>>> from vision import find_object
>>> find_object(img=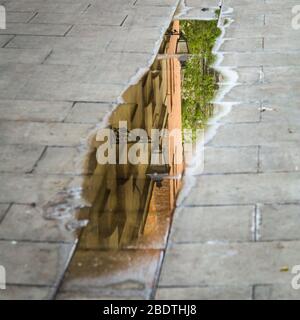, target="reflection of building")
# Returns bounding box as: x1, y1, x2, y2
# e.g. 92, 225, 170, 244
80, 22, 183, 249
